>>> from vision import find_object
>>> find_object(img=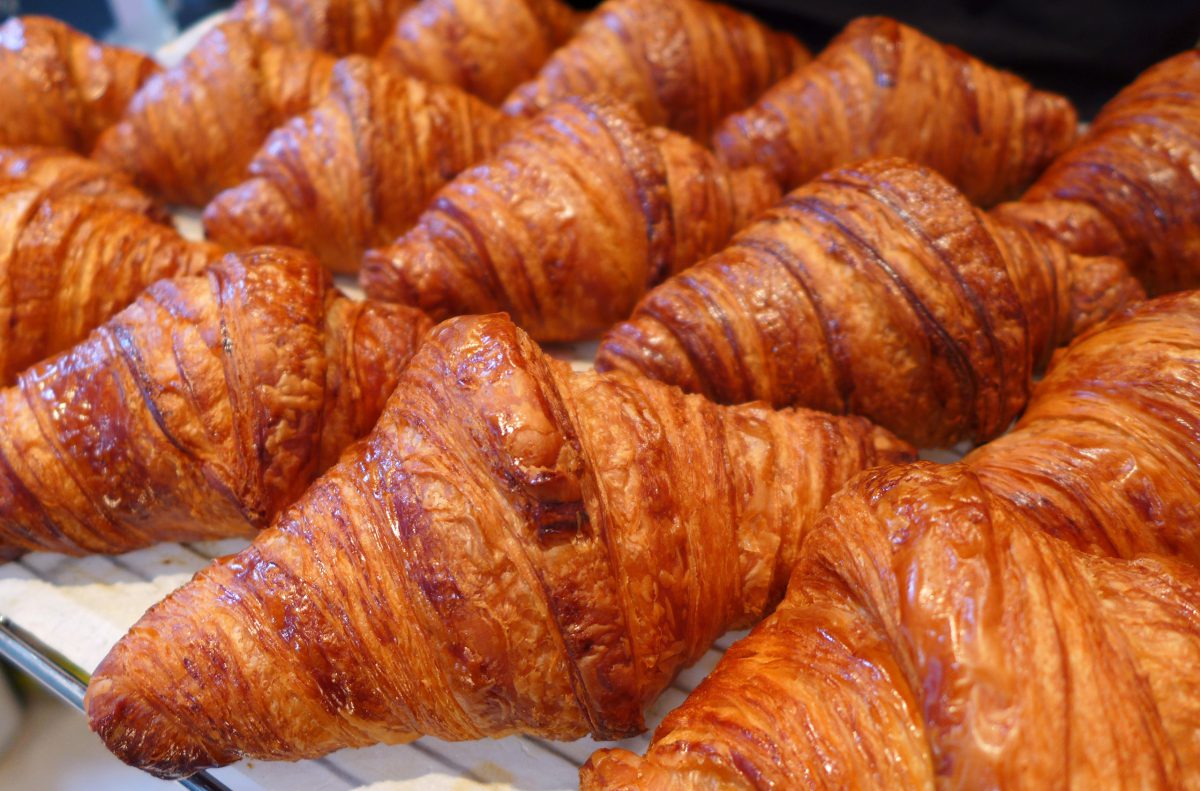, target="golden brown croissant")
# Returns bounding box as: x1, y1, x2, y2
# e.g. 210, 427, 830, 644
84, 311, 912, 778
584, 290, 1200, 791
0, 179, 221, 383
0, 145, 168, 222
0, 16, 160, 152
0, 246, 430, 558
92, 22, 337, 206
203, 56, 516, 273
361, 96, 779, 341
228, 0, 412, 55
713, 16, 1078, 206
377, 0, 580, 104
995, 50, 1200, 295
500, 0, 809, 140
596, 157, 1144, 448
